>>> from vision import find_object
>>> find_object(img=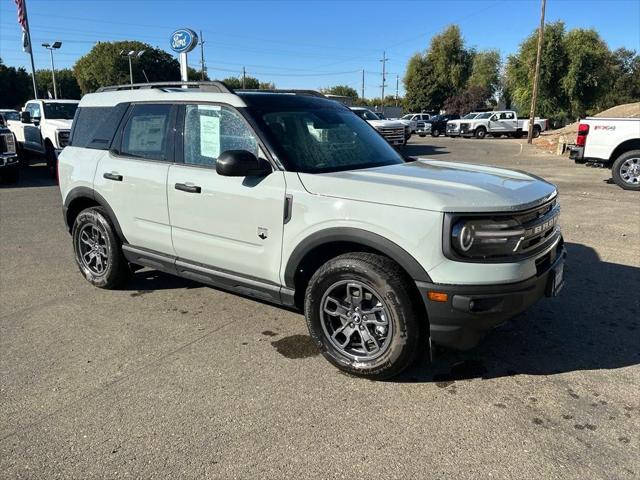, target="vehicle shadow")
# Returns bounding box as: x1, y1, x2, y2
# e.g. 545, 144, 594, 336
0, 163, 57, 189
402, 143, 449, 157
396, 241, 640, 383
